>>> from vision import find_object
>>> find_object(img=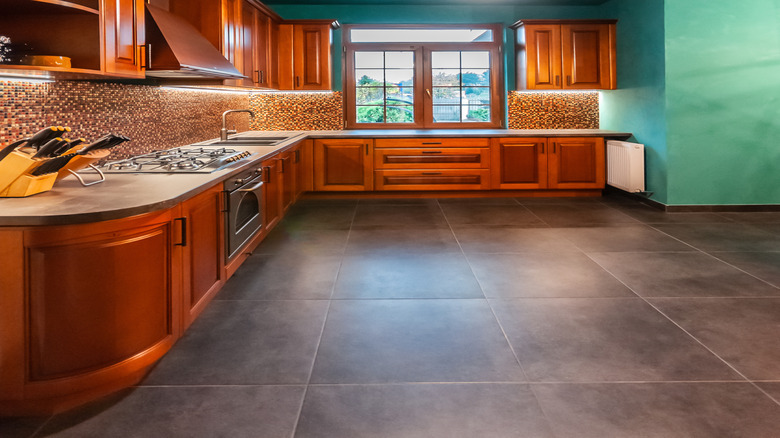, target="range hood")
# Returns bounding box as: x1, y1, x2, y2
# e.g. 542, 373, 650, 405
145, 4, 245, 79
